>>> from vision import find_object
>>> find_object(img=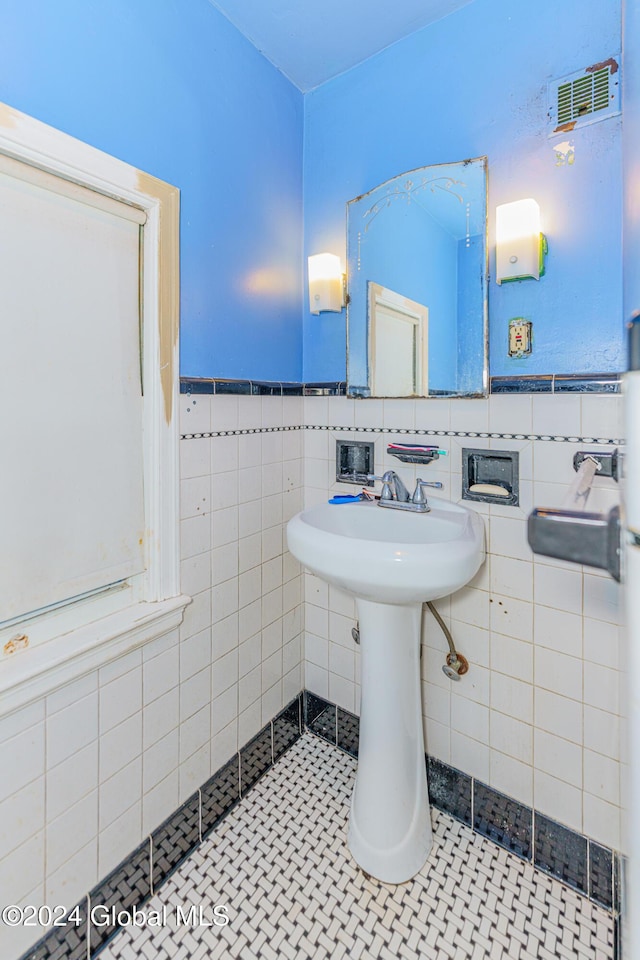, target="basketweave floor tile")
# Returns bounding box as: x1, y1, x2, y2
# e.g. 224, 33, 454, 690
100, 734, 614, 960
